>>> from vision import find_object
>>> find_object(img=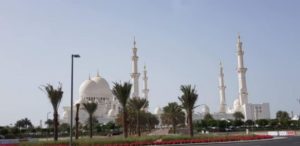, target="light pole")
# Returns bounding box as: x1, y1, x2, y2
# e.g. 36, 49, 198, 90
297, 98, 300, 128
70, 54, 80, 146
